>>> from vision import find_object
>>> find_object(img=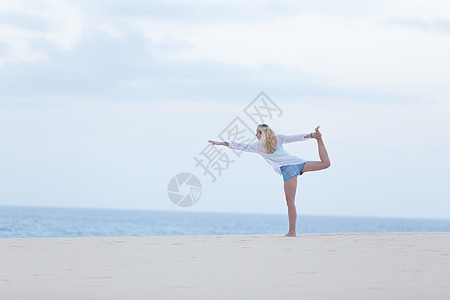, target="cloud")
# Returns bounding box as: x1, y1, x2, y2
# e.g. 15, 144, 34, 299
0, 27, 252, 100
0, 0, 447, 103
72, 0, 380, 24
0, 26, 416, 104
0, 11, 51, 32
387, 16, 450, 34
0, 40, 7, 55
